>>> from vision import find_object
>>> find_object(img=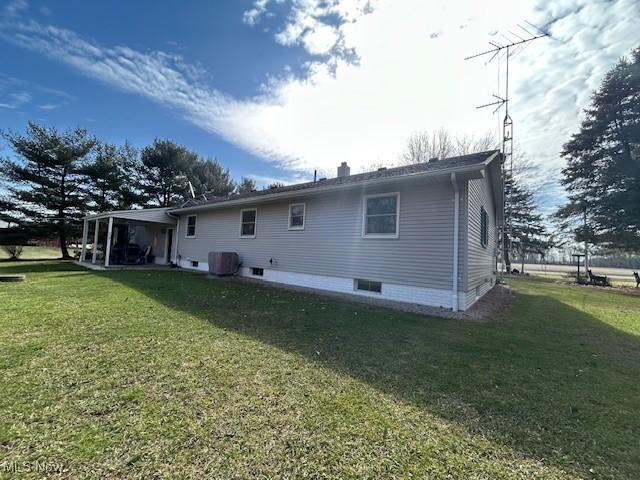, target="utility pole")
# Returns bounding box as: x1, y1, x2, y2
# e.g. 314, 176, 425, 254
465, 21, 549, 281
